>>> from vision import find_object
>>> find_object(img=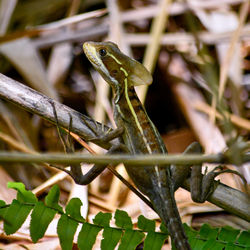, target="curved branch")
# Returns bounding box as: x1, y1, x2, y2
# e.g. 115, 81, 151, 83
0, 73, 116, 149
